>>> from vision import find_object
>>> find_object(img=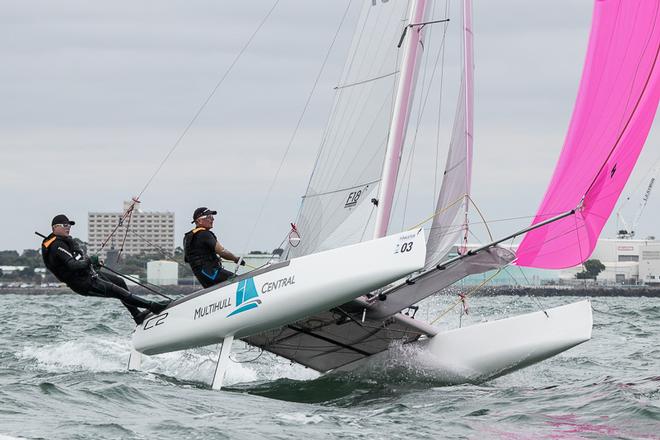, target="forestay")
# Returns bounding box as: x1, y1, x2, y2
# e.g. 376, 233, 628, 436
287, 1, 412, 259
